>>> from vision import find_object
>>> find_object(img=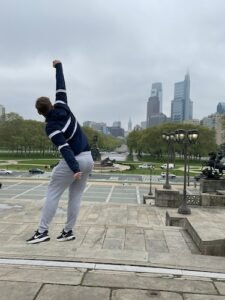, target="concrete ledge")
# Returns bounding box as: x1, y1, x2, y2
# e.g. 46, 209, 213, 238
201, 193, 225, 207
216, 190, 225, 195
155, 188, 180, 208
166, 211, 225, 257
143, 194, 155, 204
